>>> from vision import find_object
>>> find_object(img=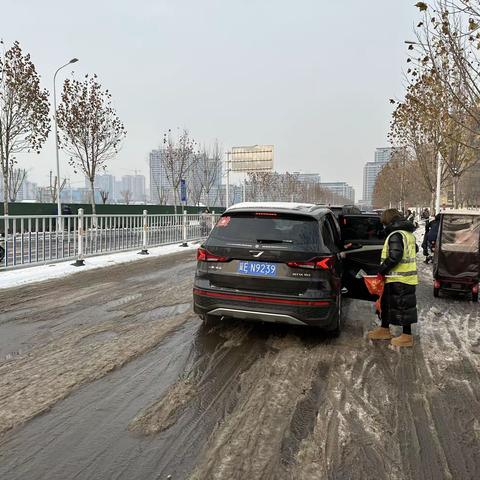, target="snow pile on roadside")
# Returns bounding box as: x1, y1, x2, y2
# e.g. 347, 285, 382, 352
0, 243, 198, 290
